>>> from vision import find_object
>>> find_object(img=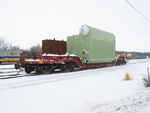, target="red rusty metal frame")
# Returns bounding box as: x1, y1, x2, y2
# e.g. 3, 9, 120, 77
20, 55, 116, 69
